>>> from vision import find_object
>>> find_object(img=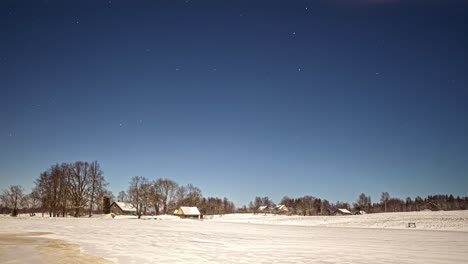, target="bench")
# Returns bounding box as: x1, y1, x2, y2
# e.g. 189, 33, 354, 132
407, 222, 416, 228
